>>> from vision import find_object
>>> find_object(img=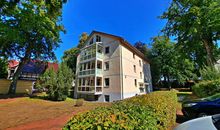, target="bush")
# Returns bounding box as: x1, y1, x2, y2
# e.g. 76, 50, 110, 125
39, 62, 73, 101
200, 66, 220, 81
63, 91, 177, 130
75, 99, 84, 107
124, 91, 177, 129
192, 79, 220, 97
